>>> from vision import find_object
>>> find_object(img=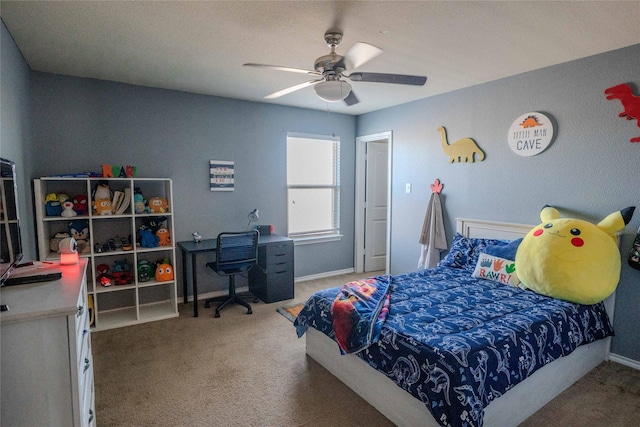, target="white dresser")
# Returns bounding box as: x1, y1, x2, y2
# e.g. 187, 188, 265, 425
1, 260, 95, 426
